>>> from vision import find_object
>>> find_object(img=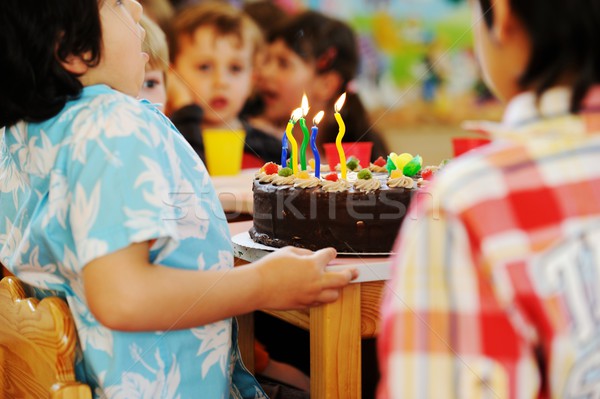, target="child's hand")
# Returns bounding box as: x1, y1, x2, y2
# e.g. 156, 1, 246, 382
253, 246, 358, 310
